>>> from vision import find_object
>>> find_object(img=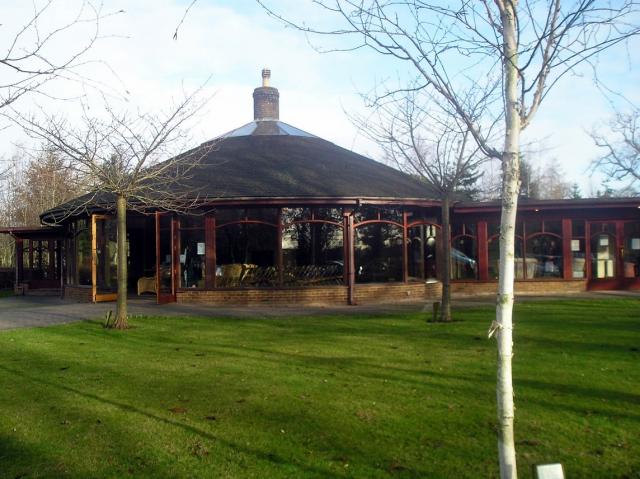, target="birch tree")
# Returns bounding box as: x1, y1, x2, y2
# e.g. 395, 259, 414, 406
15, 92, 212, 329
257, 1, 640, 477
